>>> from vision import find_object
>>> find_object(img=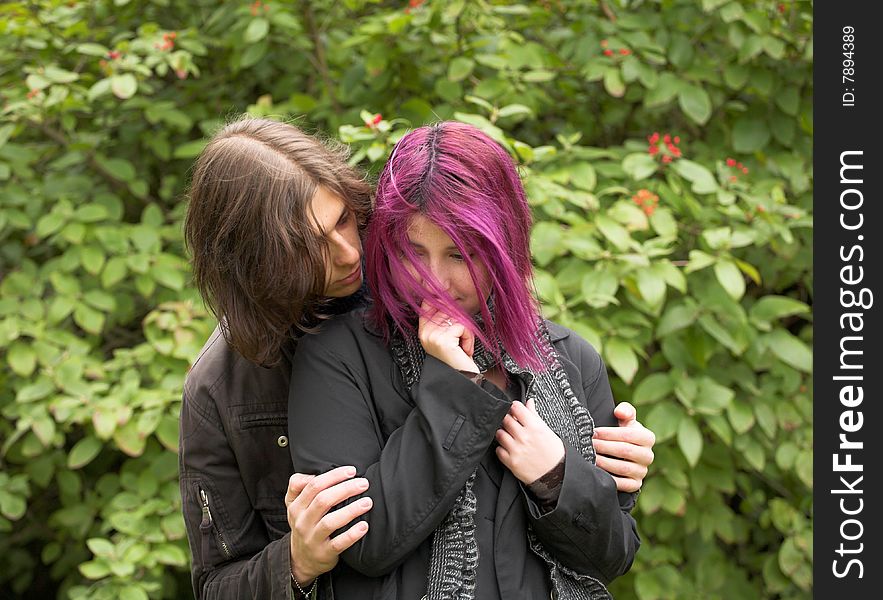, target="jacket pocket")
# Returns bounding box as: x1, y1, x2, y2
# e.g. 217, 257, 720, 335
197, 483, 234, 561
